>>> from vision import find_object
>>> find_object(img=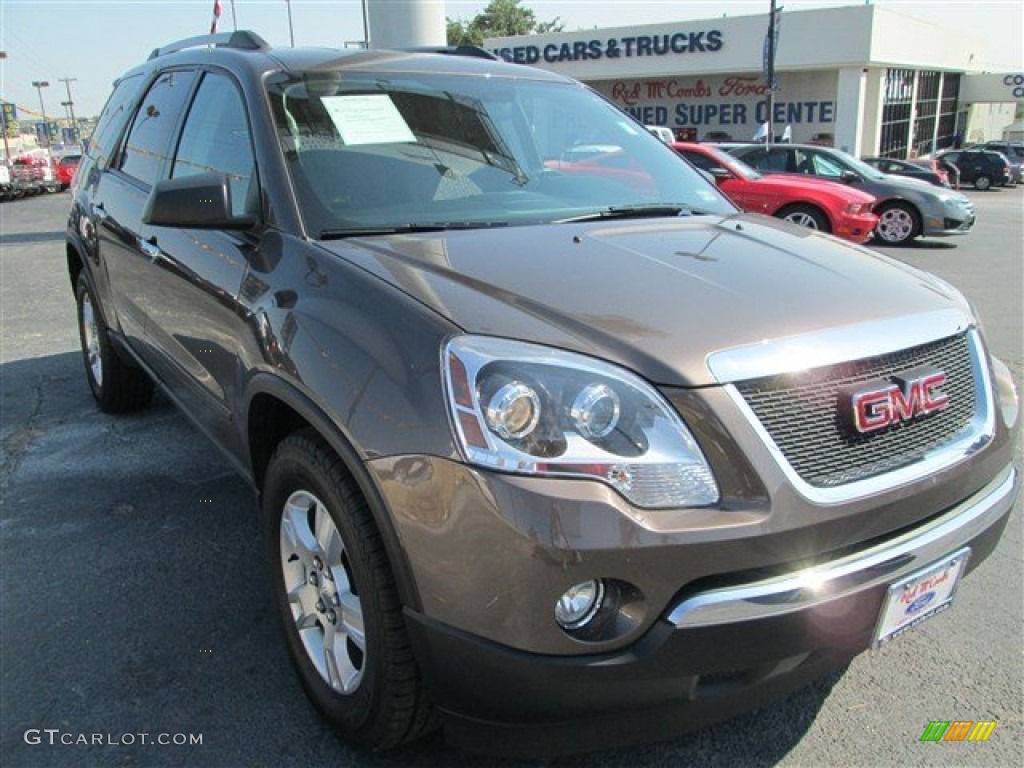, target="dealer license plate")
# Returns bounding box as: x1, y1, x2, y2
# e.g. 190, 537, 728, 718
873, 548, 970, 648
